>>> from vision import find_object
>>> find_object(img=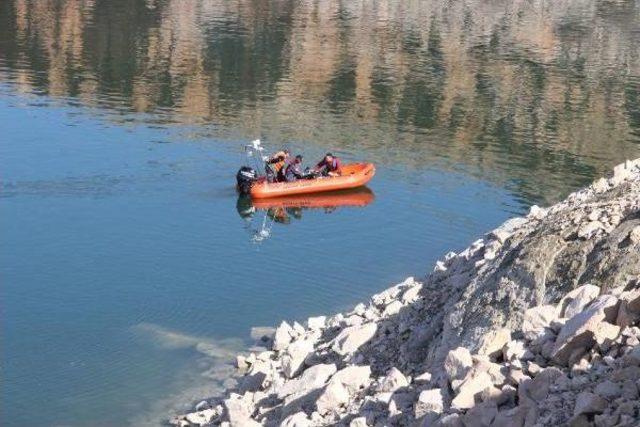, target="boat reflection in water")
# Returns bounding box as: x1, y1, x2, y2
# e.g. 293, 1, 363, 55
236, 188, 375, 242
